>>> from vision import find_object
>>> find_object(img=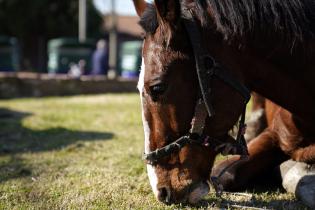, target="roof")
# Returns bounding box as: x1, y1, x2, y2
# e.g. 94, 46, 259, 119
104, 15, 144, 37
